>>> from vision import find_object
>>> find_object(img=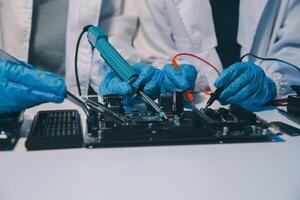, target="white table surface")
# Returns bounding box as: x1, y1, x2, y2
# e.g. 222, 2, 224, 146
1, 95, 300, 200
